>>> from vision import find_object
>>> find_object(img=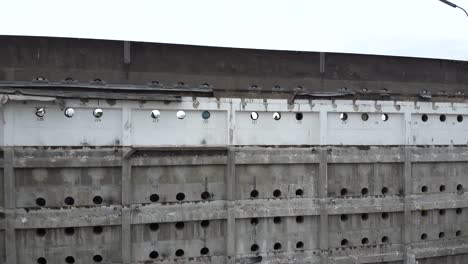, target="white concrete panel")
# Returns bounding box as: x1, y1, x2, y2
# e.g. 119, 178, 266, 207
131, 109, 228, 146
234, 111, 320, 145
411, 114, 468, 145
